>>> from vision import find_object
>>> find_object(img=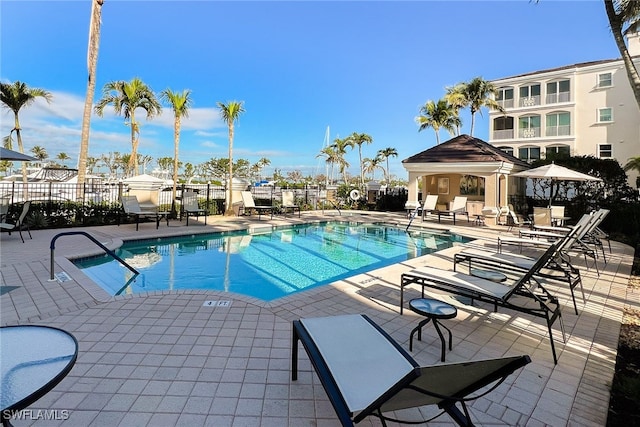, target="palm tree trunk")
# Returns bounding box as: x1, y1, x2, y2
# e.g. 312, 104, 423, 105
129, 114, 137, 176
172, 116, 180, 217
359, 147, 365, 189
604, 0, 640, 109
433, 129, 440, 145
470, 109, 476, 136
225, 124, 235, 216
78, 0, 103, 192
